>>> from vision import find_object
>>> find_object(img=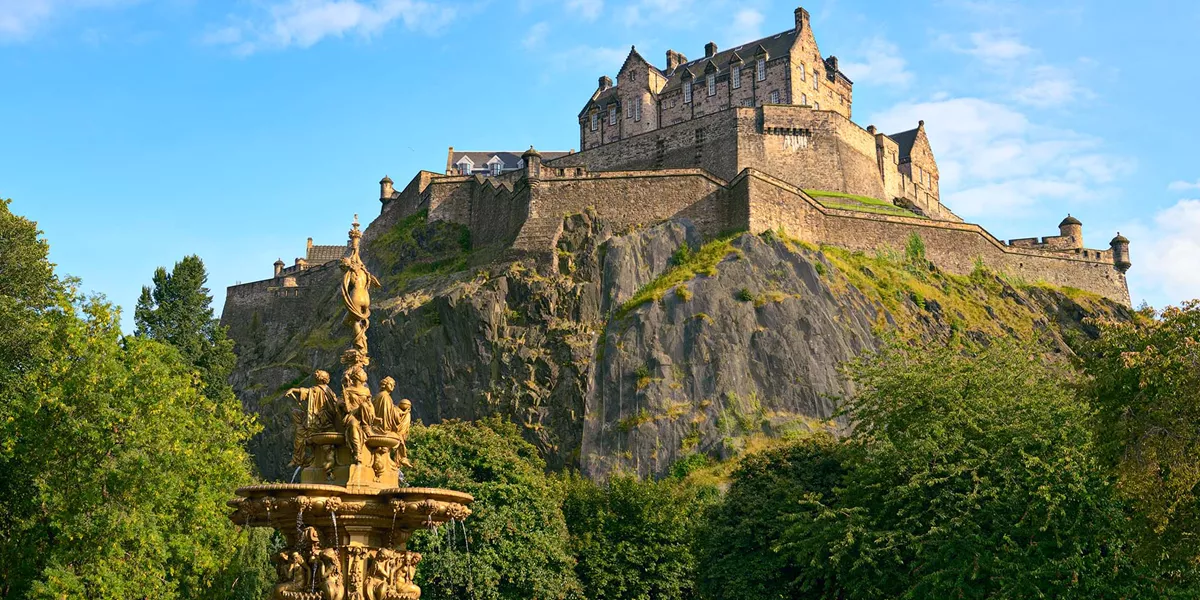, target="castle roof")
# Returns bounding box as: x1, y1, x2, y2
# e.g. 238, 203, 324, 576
307, 244, 350, 264
1059, 214, 1082, 227
618, 45, 662, 78
888, 127, 920, 161
659, 27, 819, 94
450, 150, 572, 171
